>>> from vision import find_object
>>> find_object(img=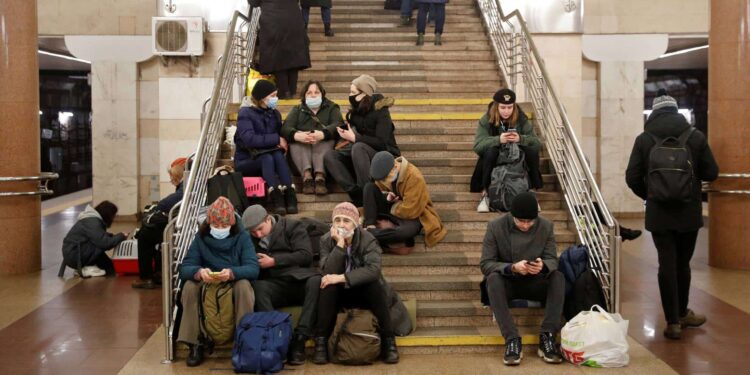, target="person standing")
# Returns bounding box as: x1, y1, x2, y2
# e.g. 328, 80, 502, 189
625, 89, 719, 339
301, 0, 335, 36
415, 0, 447, 46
